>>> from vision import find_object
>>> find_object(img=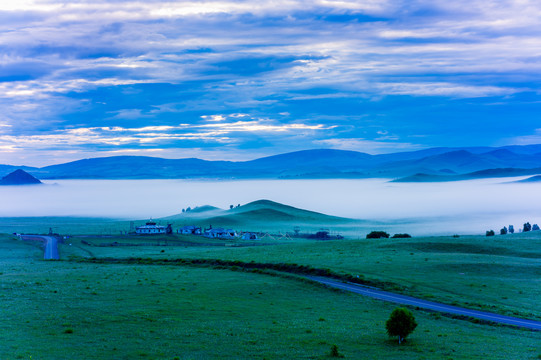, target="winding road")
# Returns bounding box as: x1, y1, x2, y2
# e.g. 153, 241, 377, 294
21, 235, 59, 260
308, 276, 541, 331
